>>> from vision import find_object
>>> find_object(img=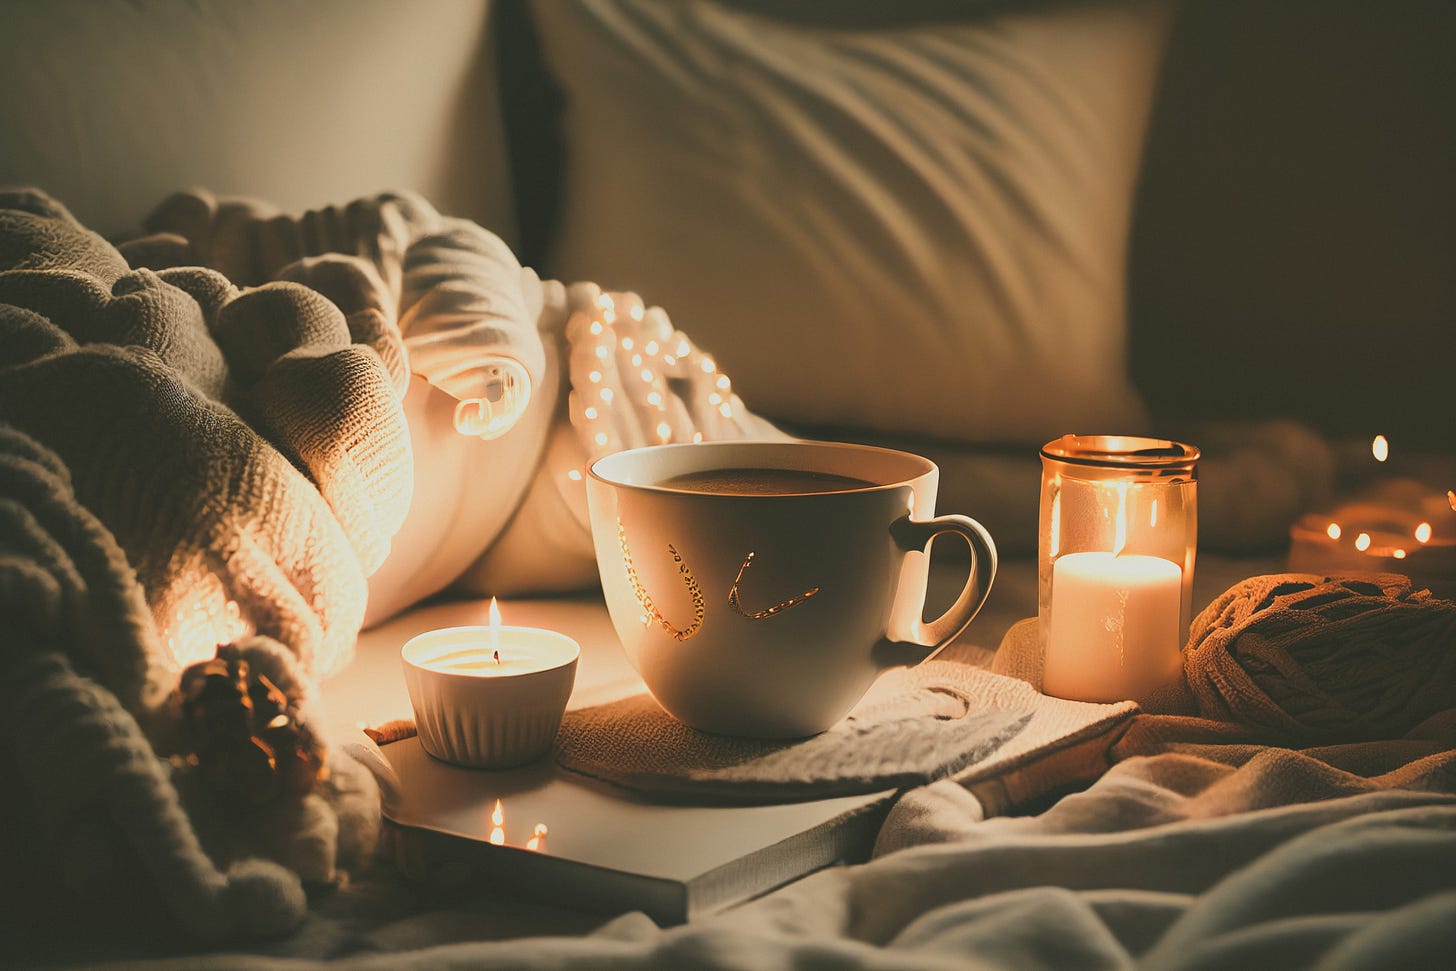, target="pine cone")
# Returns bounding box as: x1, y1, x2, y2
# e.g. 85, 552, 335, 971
174, 644, 326, 803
